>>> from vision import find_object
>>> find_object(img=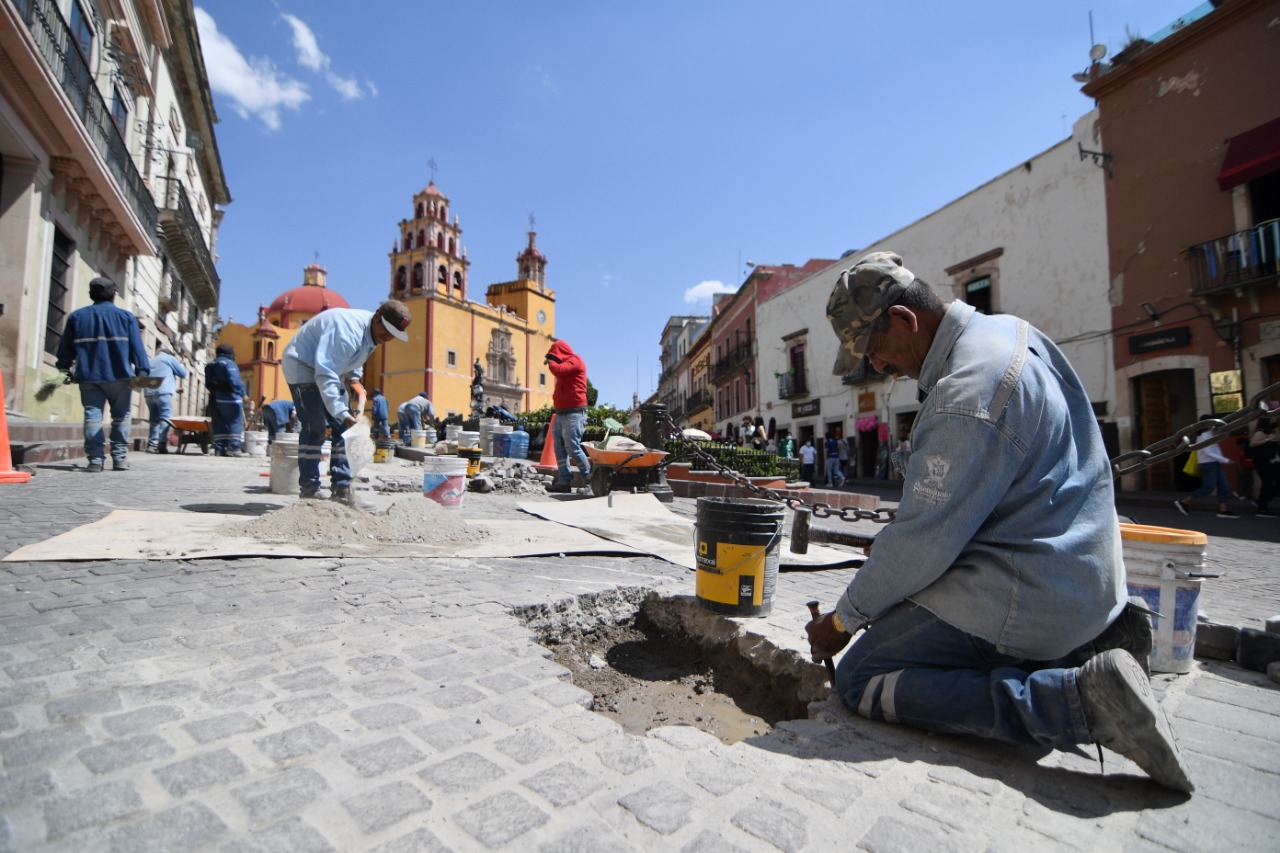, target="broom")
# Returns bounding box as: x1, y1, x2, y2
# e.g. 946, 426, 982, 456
34, 373, 71, 402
